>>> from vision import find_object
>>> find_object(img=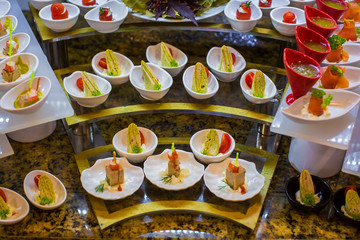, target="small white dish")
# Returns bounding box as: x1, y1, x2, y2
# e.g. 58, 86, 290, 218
0, 187, 29, 225
290, 0, 316, 9
23, 170, 67, 210
206, 46, 246, 82
270, 7, 306, 37
0, 15, 18, 40
81, 157, 144, 200
63, 71, 112, 107
0, 53, 40, 92
68, 0, 108, 15
129, 62, 173, 101
182, 65, 219, 100
240, 69, 277, 104
313, 66, 360, 91
190, 129, 235, 164
224, 0, 262, 33
0, 33, 31, 61
39, 3, 80, 32
112, 126, 158, 163
91, 50, 134, 85
0, 76, 51, 114
146, 42, 188, 77
322, 43, 360, 66
0, 1, 10, 18
282, 89, 360, 123
252, 0, 290, 14
143, 149, 205, 191
203, 157, 265, 201
29, 0, 58, 10
84, 0, 128, 33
